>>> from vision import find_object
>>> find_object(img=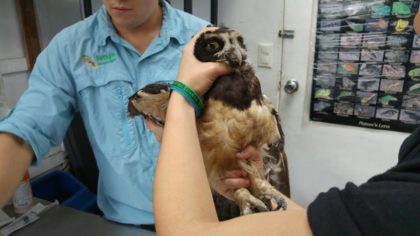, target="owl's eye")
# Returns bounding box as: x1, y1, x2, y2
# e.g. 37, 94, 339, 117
206, 41, 220, 51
